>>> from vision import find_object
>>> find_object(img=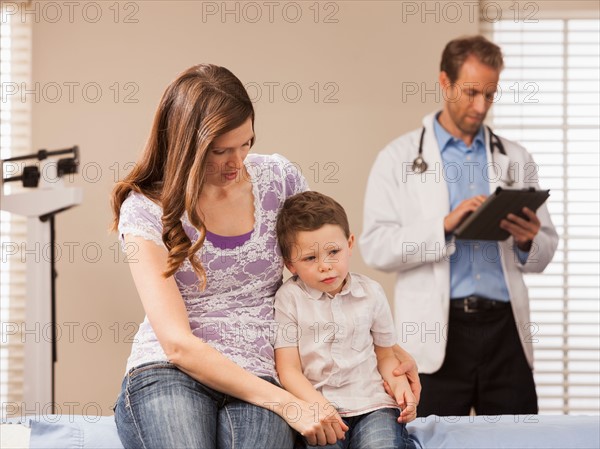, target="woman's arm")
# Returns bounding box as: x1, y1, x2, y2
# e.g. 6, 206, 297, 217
375, 346, 417, 423
124, 236, 328, 440
275, 347, 348, 445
